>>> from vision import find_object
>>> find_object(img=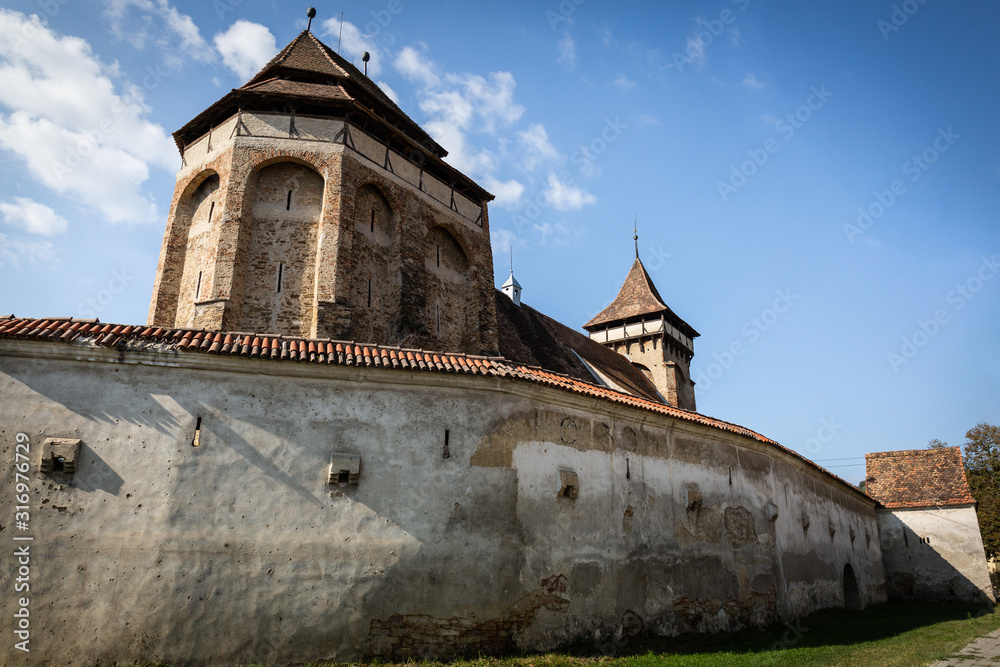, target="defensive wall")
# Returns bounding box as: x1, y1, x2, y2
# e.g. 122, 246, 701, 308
0, 323, 886, 665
